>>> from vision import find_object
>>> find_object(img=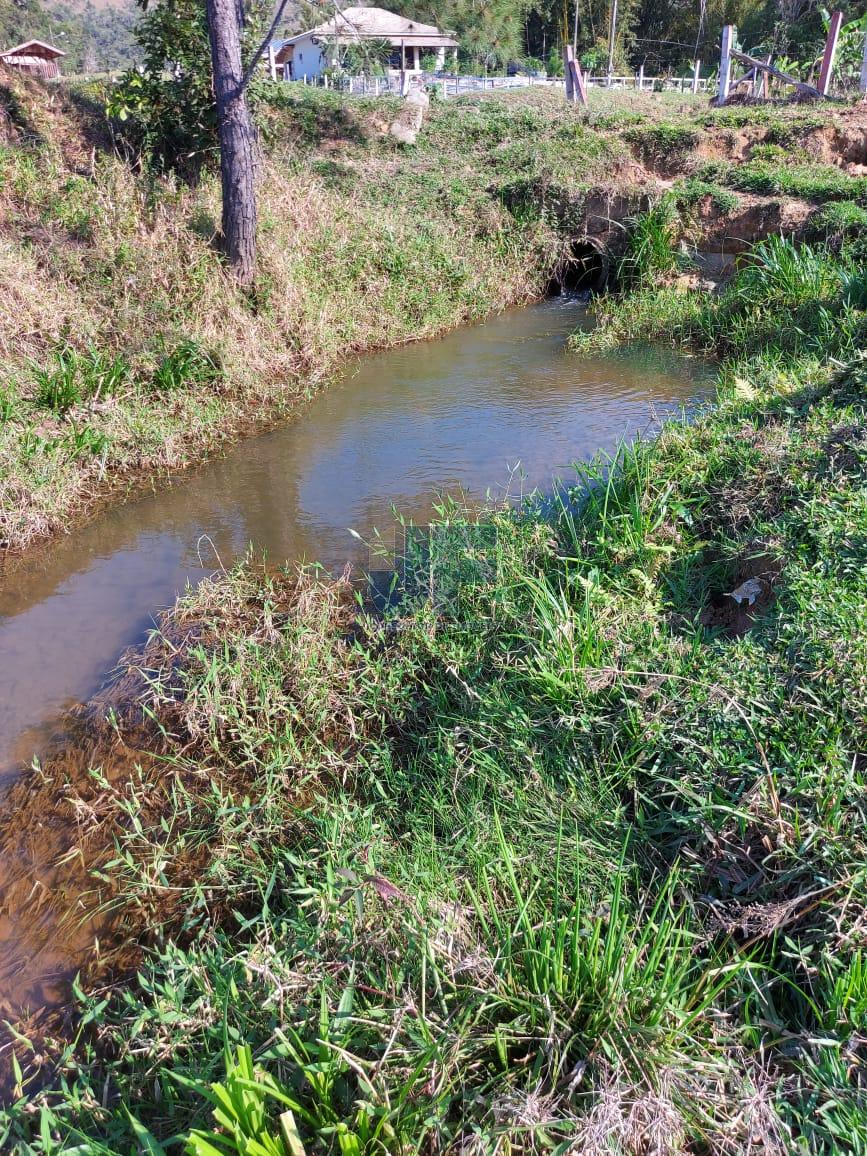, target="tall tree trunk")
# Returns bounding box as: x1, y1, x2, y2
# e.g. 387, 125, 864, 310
206, 0, 257, 287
